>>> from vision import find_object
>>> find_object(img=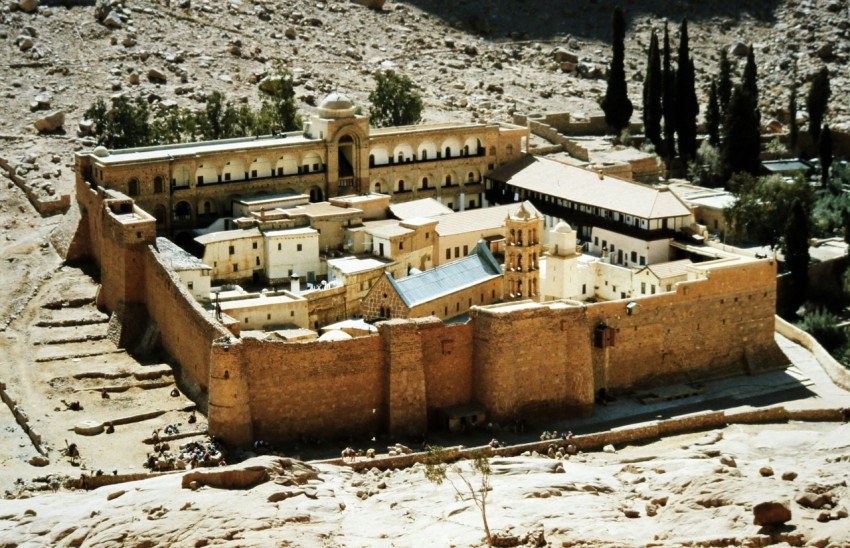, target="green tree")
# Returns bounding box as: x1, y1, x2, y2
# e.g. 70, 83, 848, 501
717, 49, 732, 116
424, 446, 493, 547
197, 91, 242, 140
674, 19, 698, 161
150, 104, 185, 145
820, 124, 833, 189
784, 197, 811, 310
258, 65, 301, 133
642, 30, 663, 149
807, 67, 831, 147
103, 95, 152, 149
368, 70, 424, 128
688, 141, 723, 188
721, 84, 761, 179
705, 79, 721, 147
725, 174, 814, 249
742, 49, 759, 103
601, 7, 633, 136
788, 60, 799, 155
661, 22, 676, 159
797, 308, 846, 352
